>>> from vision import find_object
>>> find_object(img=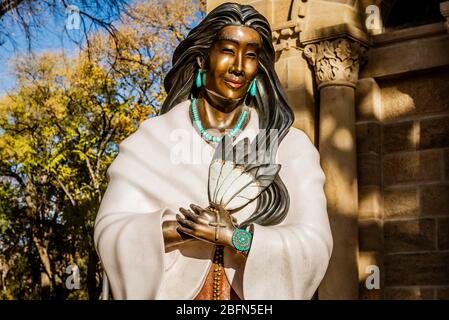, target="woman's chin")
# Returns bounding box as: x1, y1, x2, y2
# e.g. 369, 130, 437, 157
216, 89, 246, 101
204, 86, 245, 102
